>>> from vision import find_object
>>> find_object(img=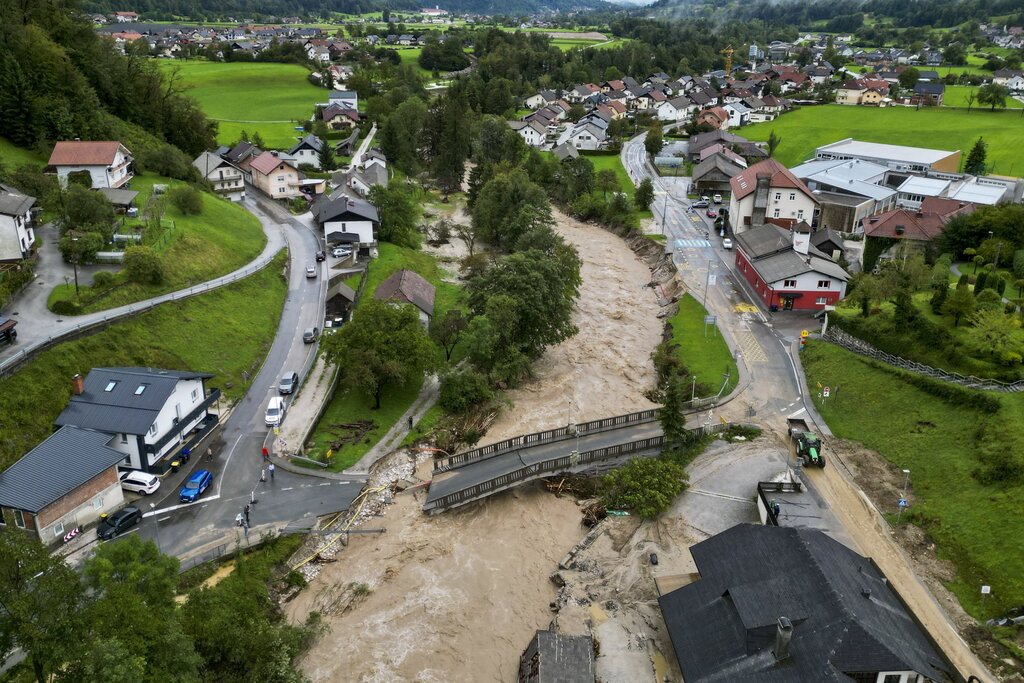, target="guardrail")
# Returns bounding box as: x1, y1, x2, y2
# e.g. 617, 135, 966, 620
425, 422, 729, 512
0, 252, 278, 377
824, 327, 1024, 393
